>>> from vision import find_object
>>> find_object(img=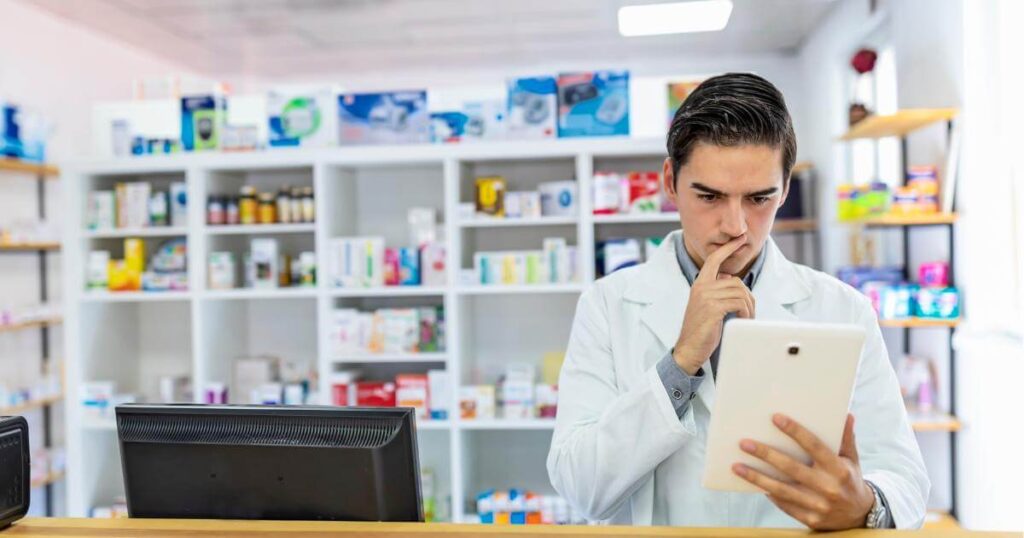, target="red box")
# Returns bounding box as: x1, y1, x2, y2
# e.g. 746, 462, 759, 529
331, 383, 350, 406
384, 248, 401, 286
625, 172, 661, 213
356, 381, 397, 407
